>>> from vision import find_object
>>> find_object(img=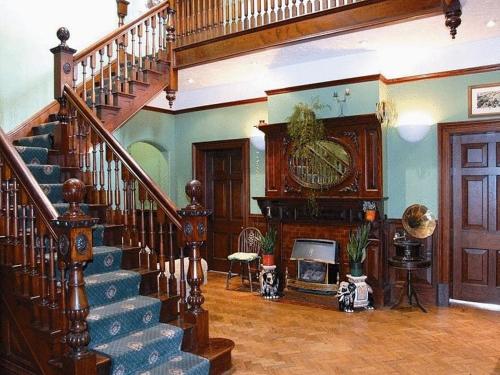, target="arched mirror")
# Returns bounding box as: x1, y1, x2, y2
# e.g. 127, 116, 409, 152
288, 139, 353, 189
